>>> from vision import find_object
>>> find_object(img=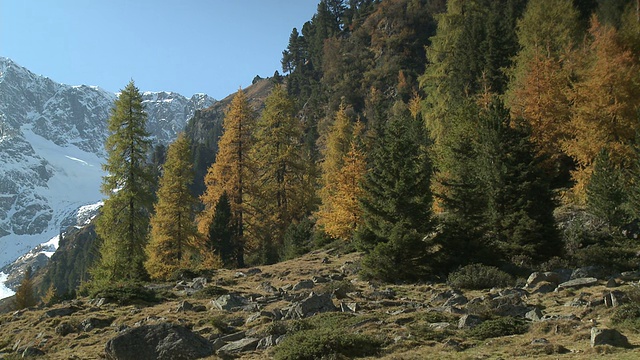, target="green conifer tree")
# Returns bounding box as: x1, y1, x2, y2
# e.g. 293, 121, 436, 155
93, 80, 154, 284
356, 102, 435, 281
14, 266, 37, 310
207, 192, 234, 268
587, 149, 629, 228
145, 133, 198, 280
